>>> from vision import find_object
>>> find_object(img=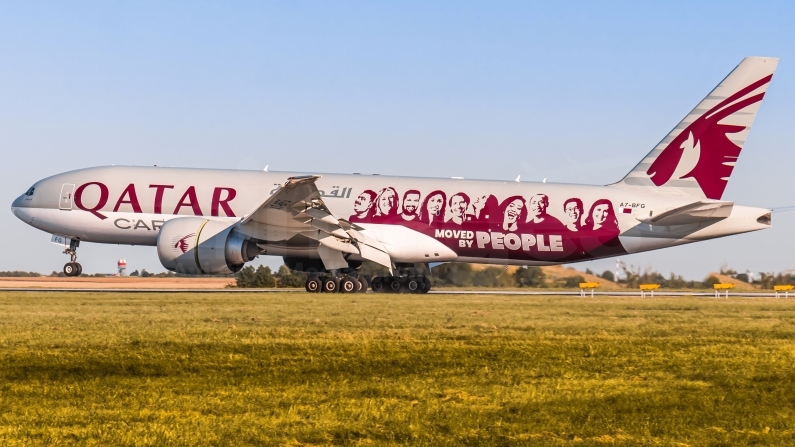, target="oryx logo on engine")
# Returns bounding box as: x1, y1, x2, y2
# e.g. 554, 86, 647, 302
173, 233, 195, 254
